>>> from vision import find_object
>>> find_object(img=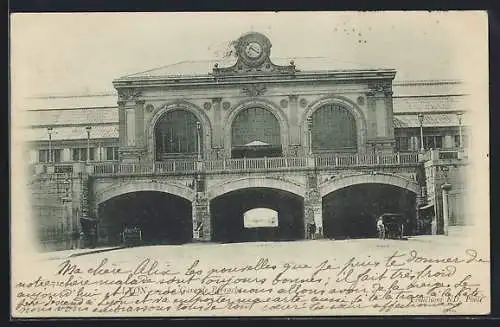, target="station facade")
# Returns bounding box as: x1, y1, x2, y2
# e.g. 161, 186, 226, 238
23, 32, 470, 250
